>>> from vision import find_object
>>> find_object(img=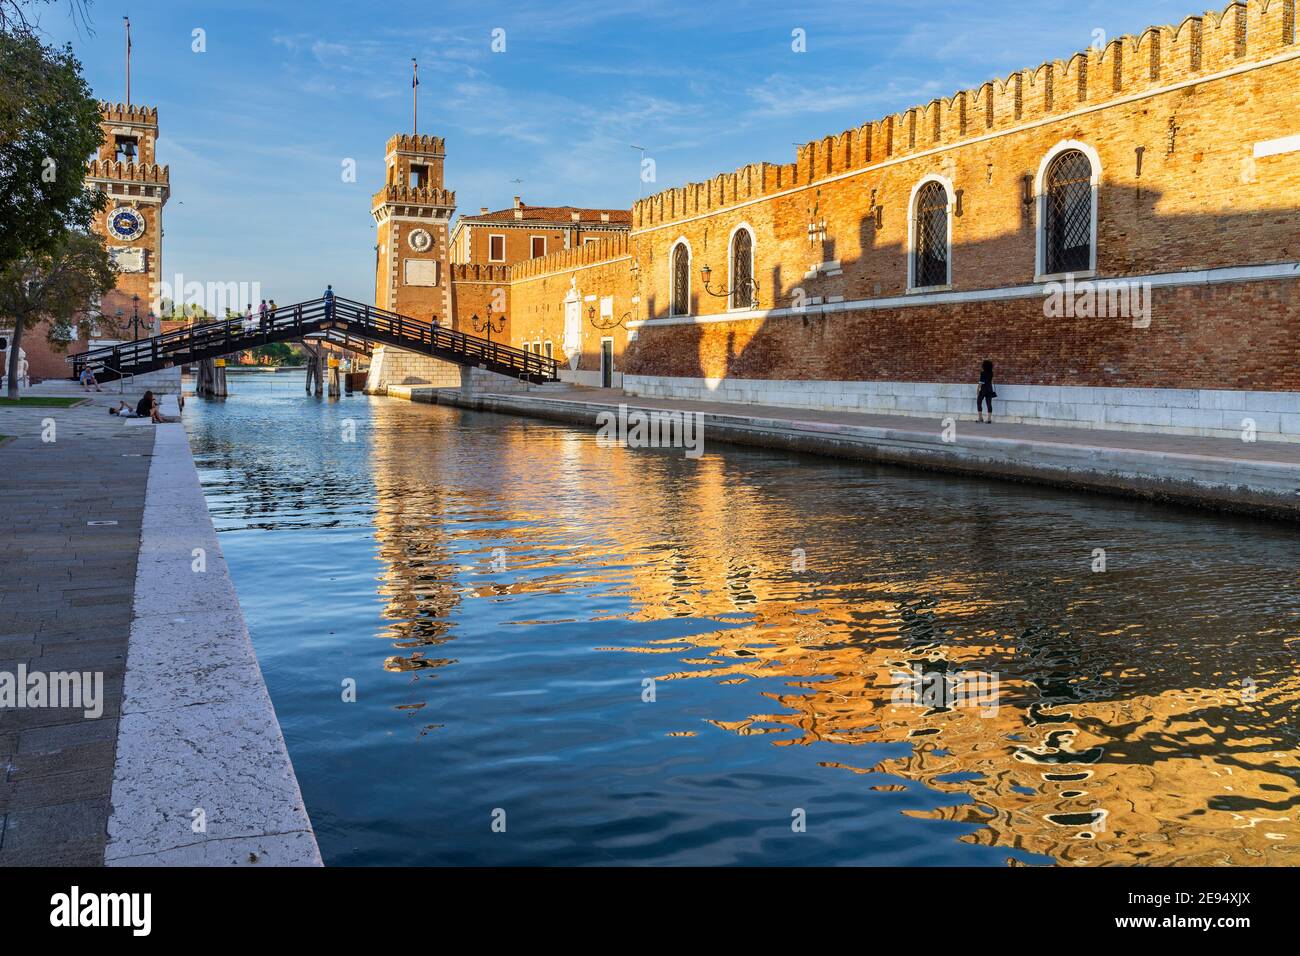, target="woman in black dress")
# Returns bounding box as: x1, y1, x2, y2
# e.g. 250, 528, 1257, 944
976, 360, 996, 423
